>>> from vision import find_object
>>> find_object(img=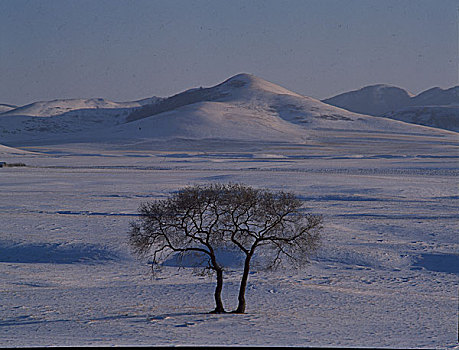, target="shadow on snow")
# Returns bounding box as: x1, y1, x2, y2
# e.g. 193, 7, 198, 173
412, 253, 459, 274
0, 241, 121, 264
